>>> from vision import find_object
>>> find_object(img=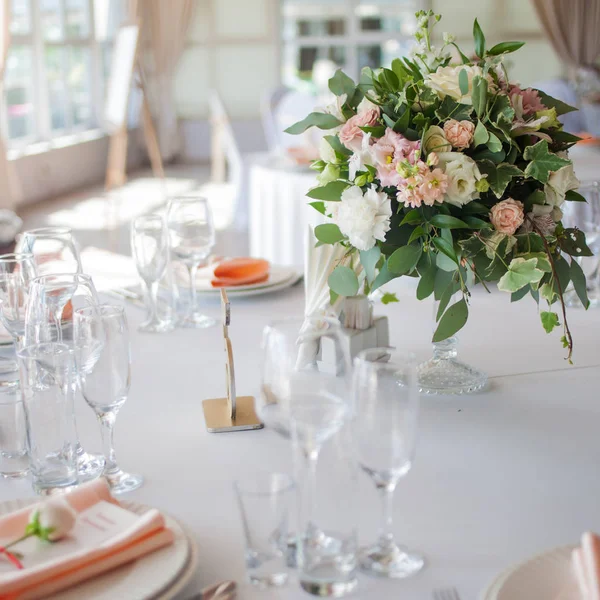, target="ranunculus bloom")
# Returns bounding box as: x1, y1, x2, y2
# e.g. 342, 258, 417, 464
436, 152, 483, 206
333, 185, 392, 251
423, 125, 451, 155
509, 85, 545, 118
372, 128, 420, 187
338, 105, 380, 152
490, 198, 525, 235
425, 65, 489, 105
443, 119, 475, 150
